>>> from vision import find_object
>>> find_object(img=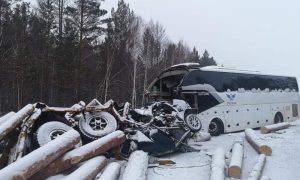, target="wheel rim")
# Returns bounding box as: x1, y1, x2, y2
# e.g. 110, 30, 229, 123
89, 116, 108, 131
187, 115, 201, 130
49, 129, 66, 140
209, 121, 218, 133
